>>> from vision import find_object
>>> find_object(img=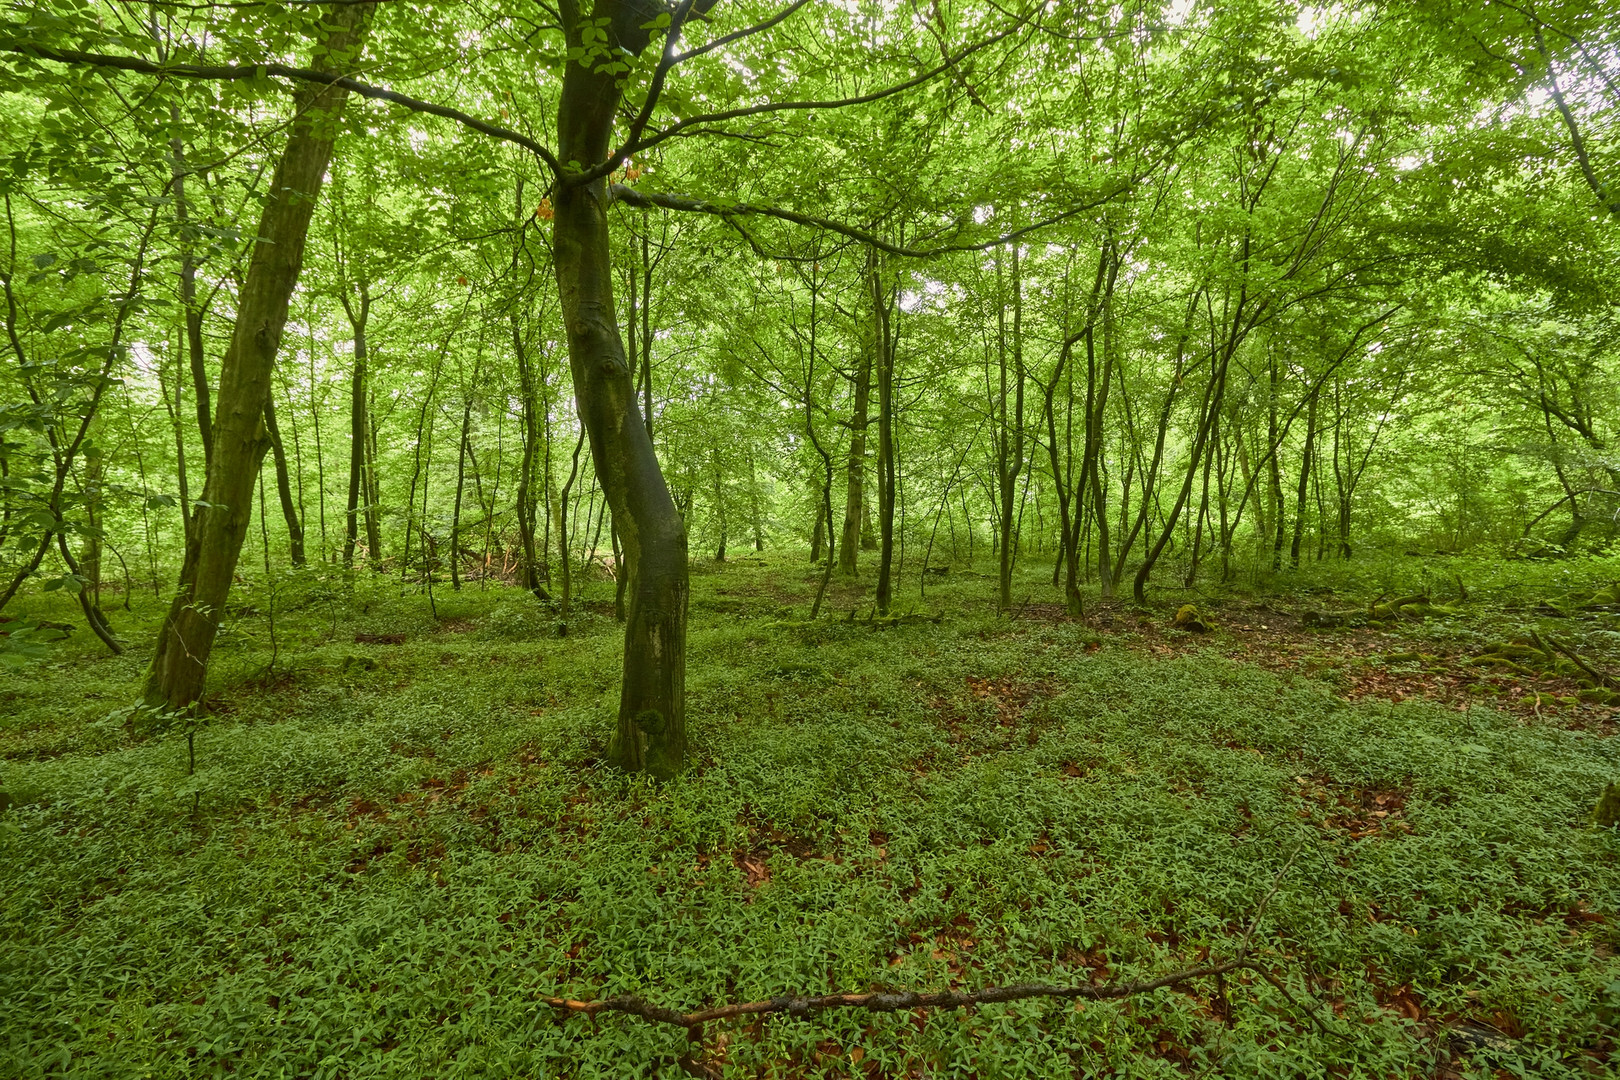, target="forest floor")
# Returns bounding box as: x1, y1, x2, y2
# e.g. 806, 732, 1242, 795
2, 548, 1618, 1079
